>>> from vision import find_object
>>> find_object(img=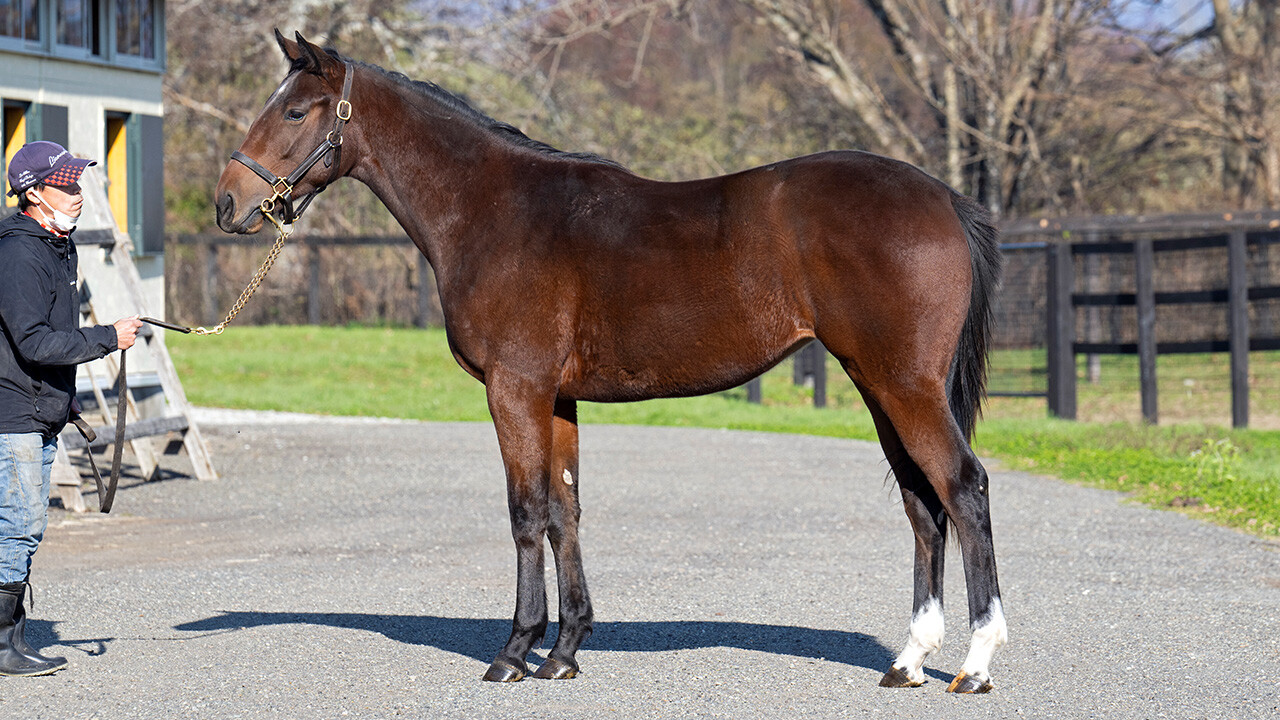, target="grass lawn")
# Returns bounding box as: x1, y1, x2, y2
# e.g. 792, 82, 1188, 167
168, 325, 1280, 538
